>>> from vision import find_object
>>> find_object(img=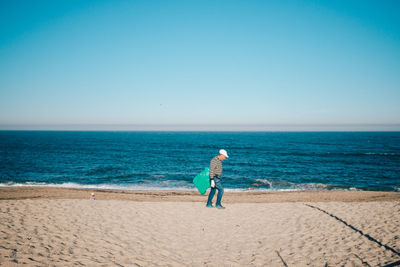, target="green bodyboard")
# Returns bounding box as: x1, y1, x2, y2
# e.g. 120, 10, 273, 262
193, 167, 210, 195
